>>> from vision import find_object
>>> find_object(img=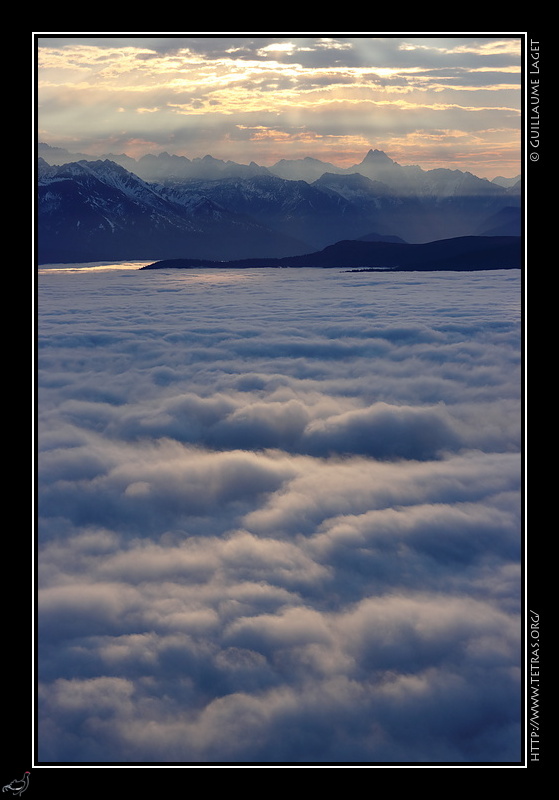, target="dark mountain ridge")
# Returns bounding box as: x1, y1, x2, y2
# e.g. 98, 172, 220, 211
141, 235, 521, 272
